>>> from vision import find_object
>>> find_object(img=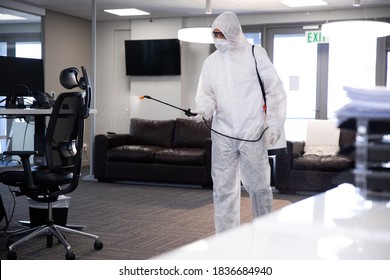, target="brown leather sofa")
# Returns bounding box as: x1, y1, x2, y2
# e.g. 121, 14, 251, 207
93, 118, 213, 188
274, 128, 356, 194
